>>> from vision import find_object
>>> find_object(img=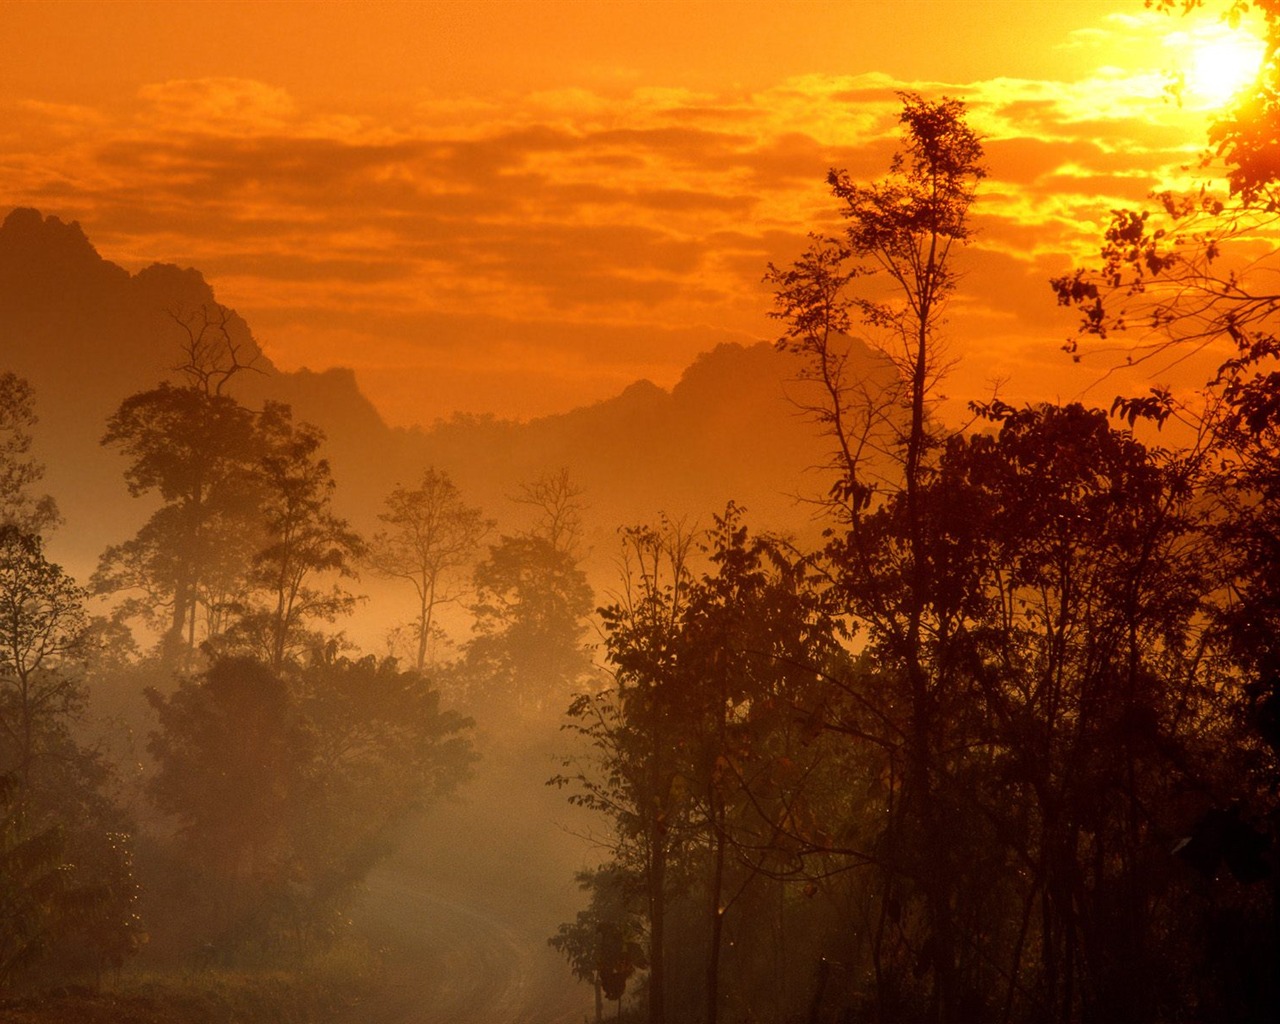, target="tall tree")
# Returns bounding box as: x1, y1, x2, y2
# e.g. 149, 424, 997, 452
765, 92, 985, 1023
676, 509, 842, 1024
367, 469, 489, 672
556, 511, 844, 1024
96, 309, 263, 660
952, 402, 1215, 1021
1049, 9, 1280, 1014
0, 531, 140, 990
